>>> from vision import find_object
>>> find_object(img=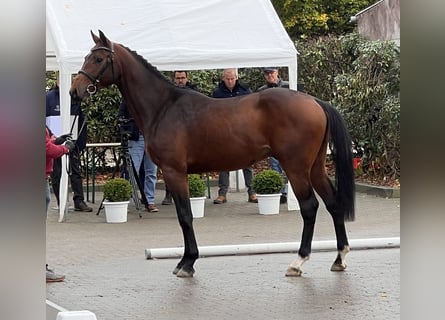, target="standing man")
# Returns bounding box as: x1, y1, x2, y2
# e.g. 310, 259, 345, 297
258, 67, 289, 203
46, 77, 93, 212
161, 71, 200, 206
173, 70, 199, 90
118, 100, 159, 213
211, 68, 257, 204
